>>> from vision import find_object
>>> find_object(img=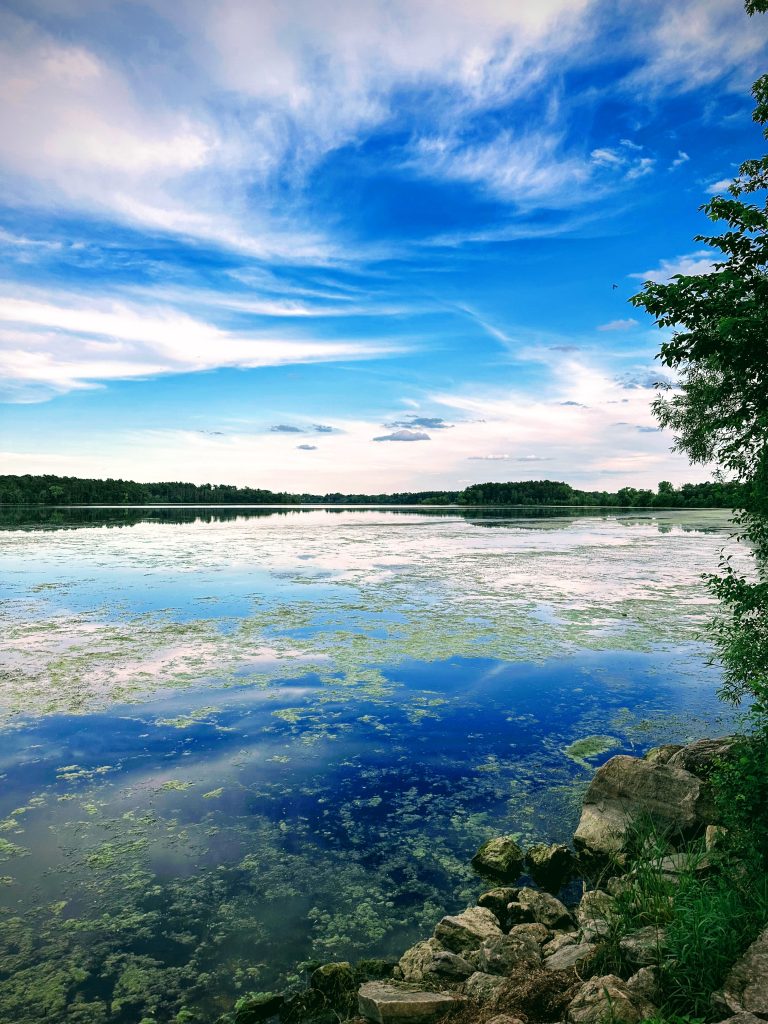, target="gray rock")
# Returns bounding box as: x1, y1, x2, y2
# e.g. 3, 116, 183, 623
544, 942, 597, 972
464, 972, 509, 1007
573, 754, 715, 859
667, 737, 736, 779
508, 922, 551, 945
566, 974, 656, 1024
477, 887, 519, 926
517, 887, 573, 930
576, 890, 617, 939
486, 1016, 526, 1024
358, 983, 464, 1024
644, 744, 683, 764
398, 940, 443, 983
435, 907, 503, 953
619, 927, 666, 968
526, 843, 579, 893
472, 836, 525, 881
430, 952, 474, 980
626, 967, 660, 1004
542, 932, 578, 958
714, 926, 768, 1017
713, 1015, 766, 1024
657, 852, 712, 880
605, 875, 633, 899
477, 932, 541, 975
